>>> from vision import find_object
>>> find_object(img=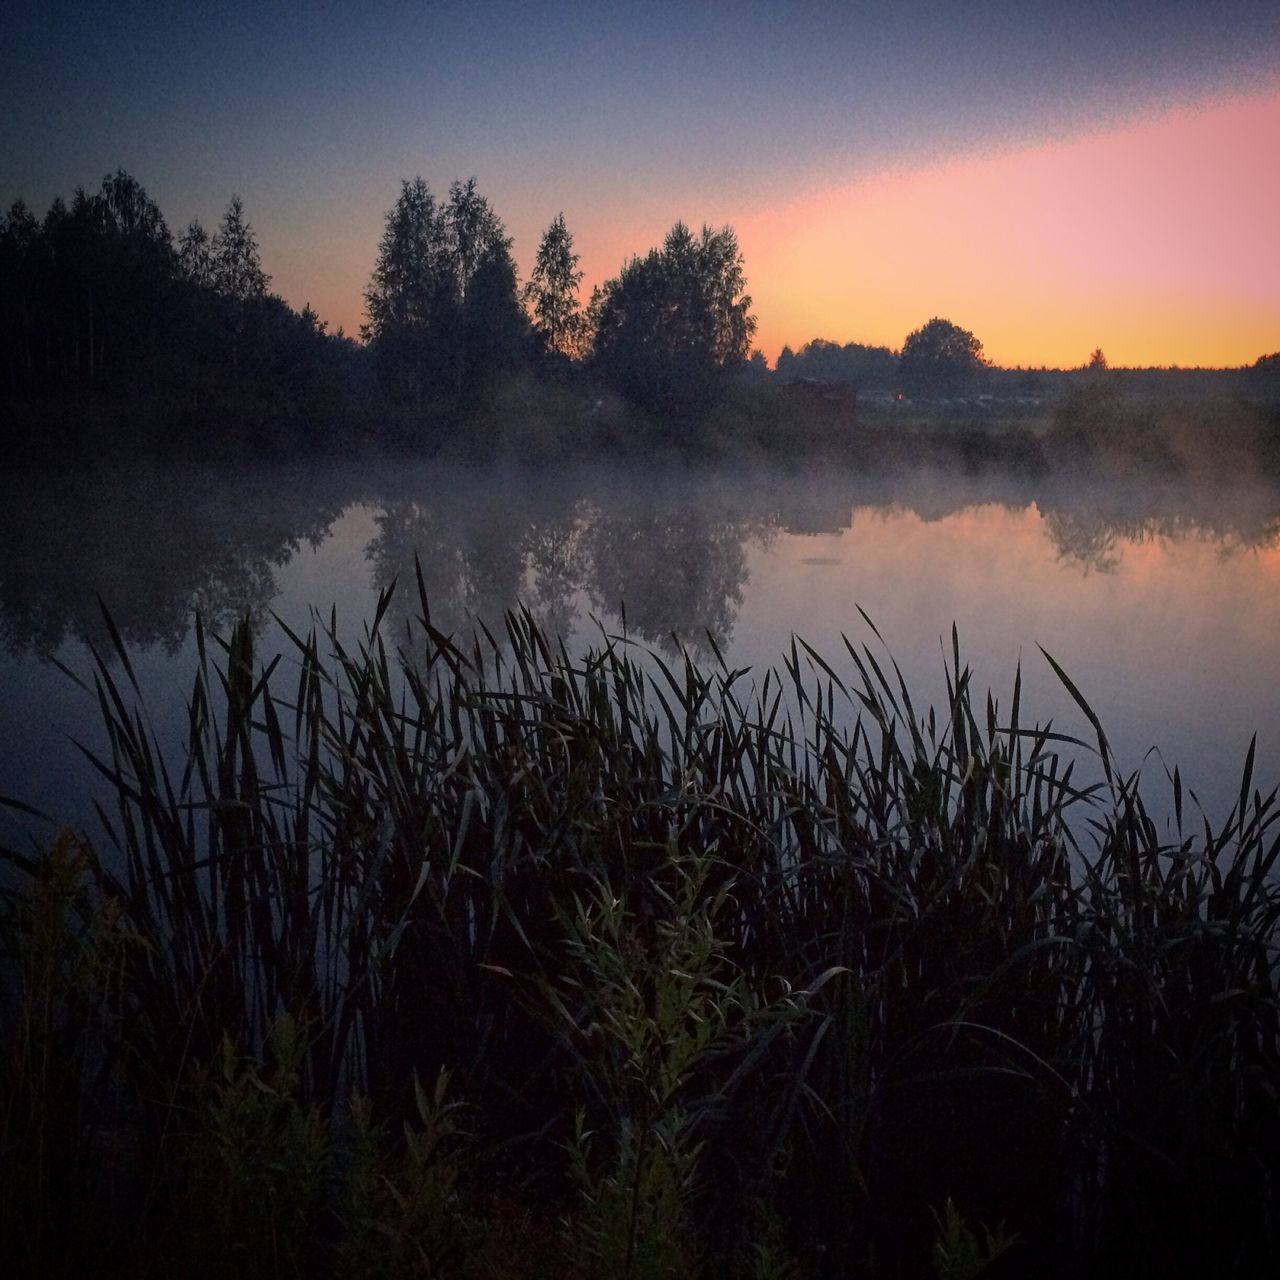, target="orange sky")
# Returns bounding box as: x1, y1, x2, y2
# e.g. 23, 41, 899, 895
571, 86, 1280, 369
